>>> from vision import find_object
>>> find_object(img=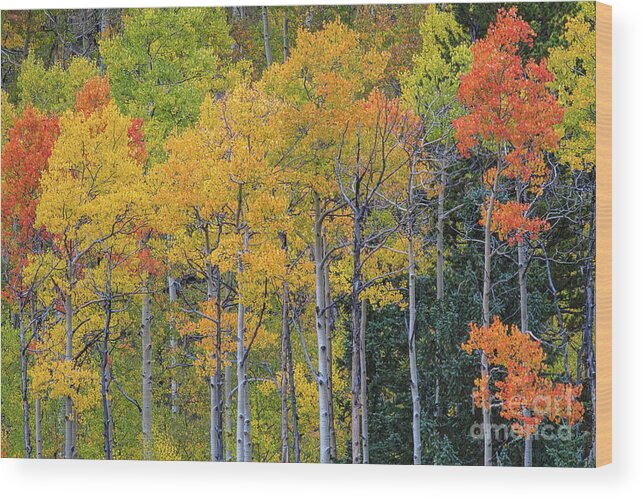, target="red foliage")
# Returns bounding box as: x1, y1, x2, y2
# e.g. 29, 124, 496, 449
481, 200, 550, 246
462, 317, 584, 438
127, 117, 148, 165
2, 106, 60, 304
453, 7, 563, 190
75, 76, 111, 118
